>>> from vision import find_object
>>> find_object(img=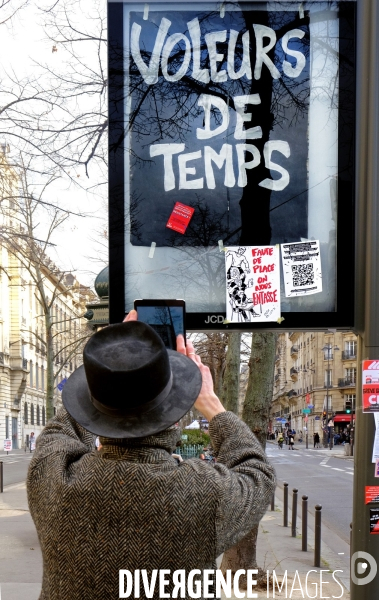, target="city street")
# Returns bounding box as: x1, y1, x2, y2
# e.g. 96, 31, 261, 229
0, 450, 34, 487
266, 443, 353, 544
